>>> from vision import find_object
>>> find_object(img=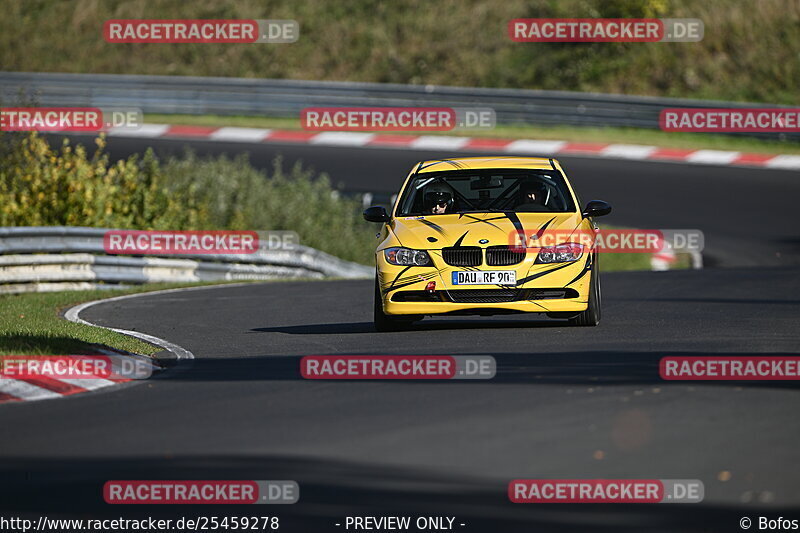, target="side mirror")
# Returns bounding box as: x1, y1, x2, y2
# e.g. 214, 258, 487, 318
582, 200, 612, 218
363, 206, 390, 223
